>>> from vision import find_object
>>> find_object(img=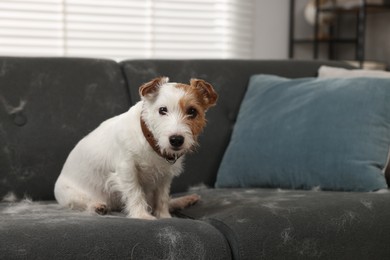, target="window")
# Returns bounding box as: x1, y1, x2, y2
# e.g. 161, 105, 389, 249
0, 0, 254, 60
